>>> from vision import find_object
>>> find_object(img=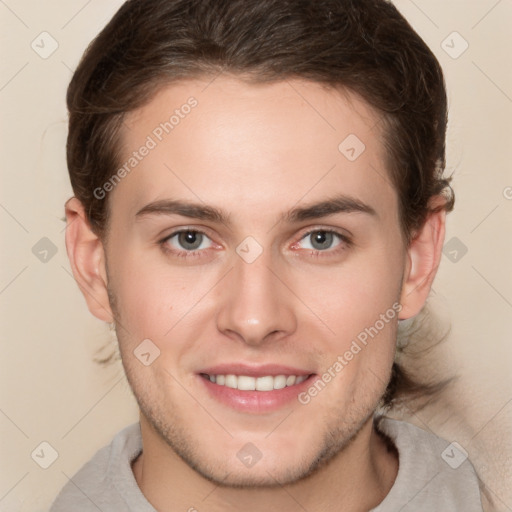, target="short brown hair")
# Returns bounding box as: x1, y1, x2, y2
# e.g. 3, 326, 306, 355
66, 0, 455, 408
